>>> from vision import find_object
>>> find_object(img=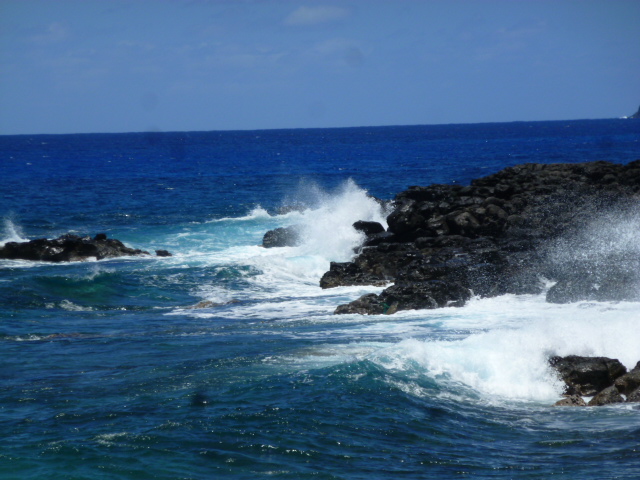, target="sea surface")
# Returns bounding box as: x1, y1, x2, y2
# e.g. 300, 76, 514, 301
1, 119, 640, 479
